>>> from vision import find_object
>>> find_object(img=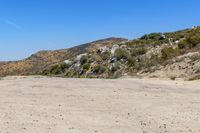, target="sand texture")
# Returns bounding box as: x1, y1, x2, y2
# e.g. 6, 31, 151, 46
0, 76, 200, 133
